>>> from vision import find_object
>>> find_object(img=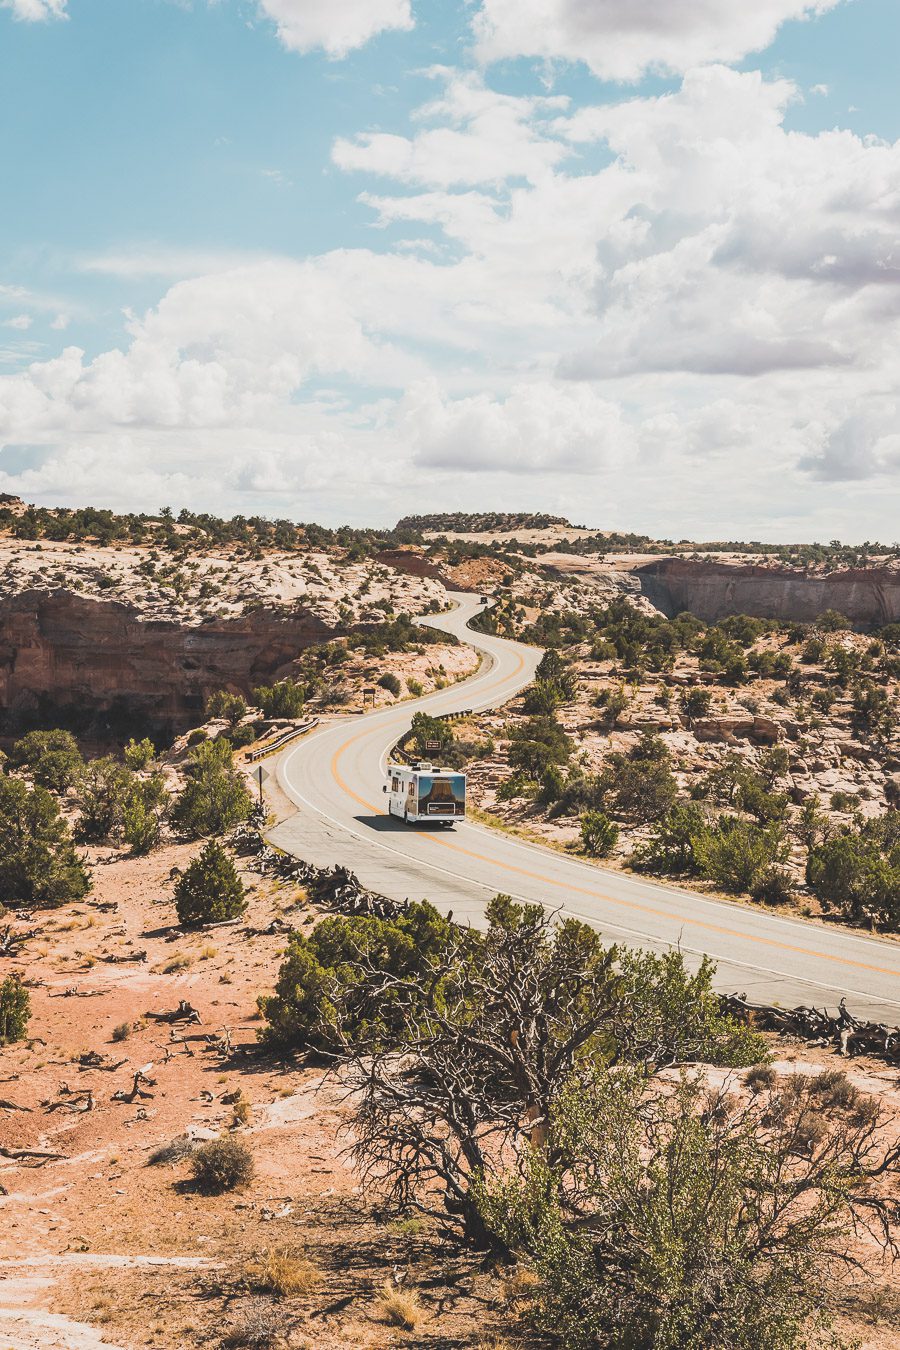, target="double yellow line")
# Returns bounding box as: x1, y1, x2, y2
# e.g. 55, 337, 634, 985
327, 662, 900, 983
